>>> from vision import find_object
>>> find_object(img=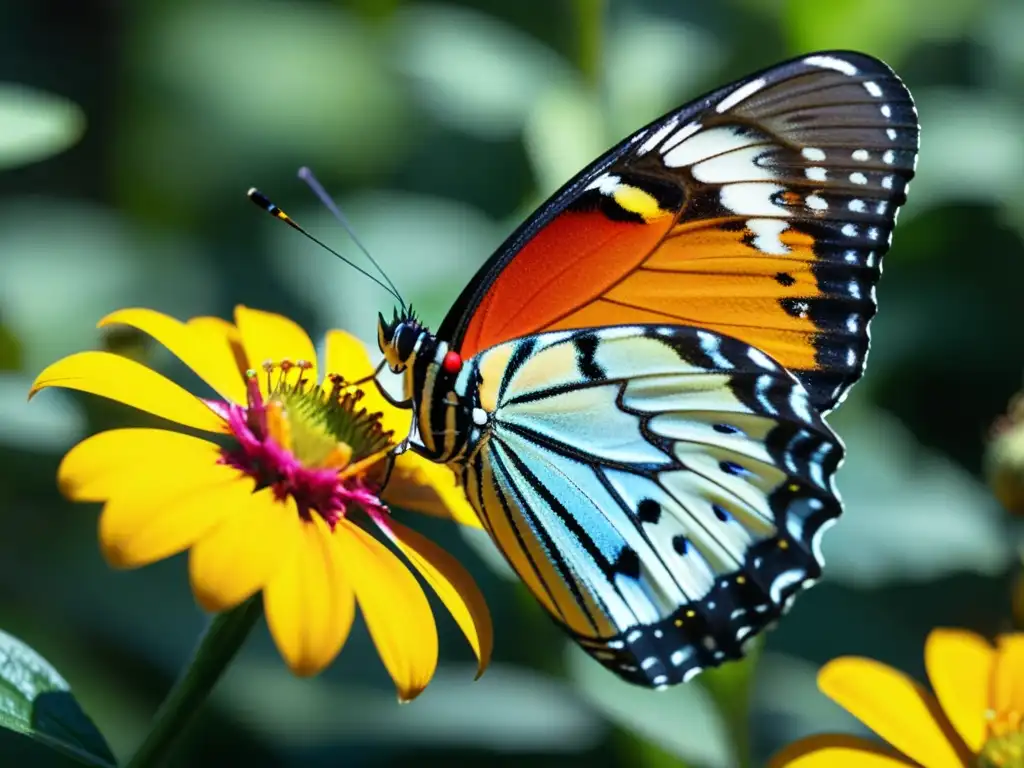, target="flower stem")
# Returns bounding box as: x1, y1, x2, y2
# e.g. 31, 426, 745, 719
125, 596, 263, 768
